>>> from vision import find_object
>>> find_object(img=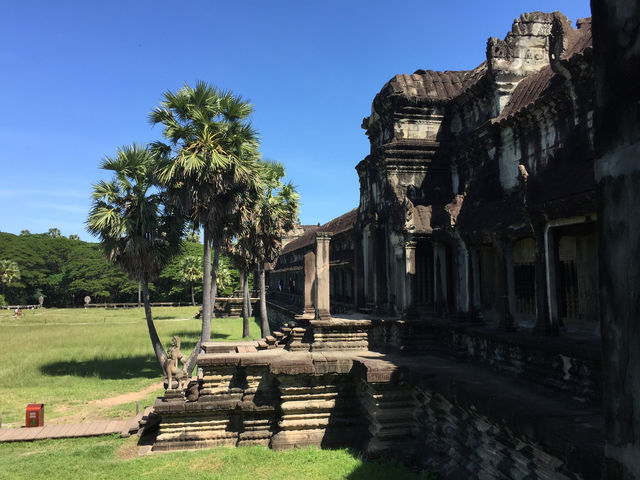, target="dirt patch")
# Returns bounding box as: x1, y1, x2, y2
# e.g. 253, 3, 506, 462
188, 456, 224, 472
90, 383, 163, 408
19, 451, 40, 457
20, 383, 165, 426
116, 437, 140, 460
